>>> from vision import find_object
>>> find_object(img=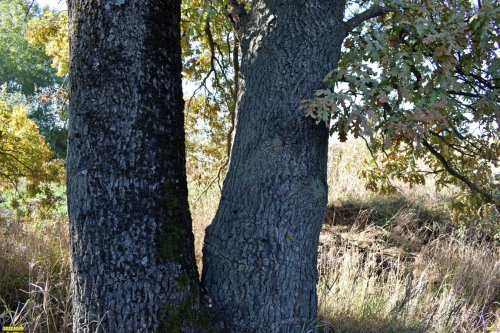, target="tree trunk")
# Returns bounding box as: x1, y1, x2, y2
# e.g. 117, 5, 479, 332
67, 1, 207, 331
202, 1, 347, 332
